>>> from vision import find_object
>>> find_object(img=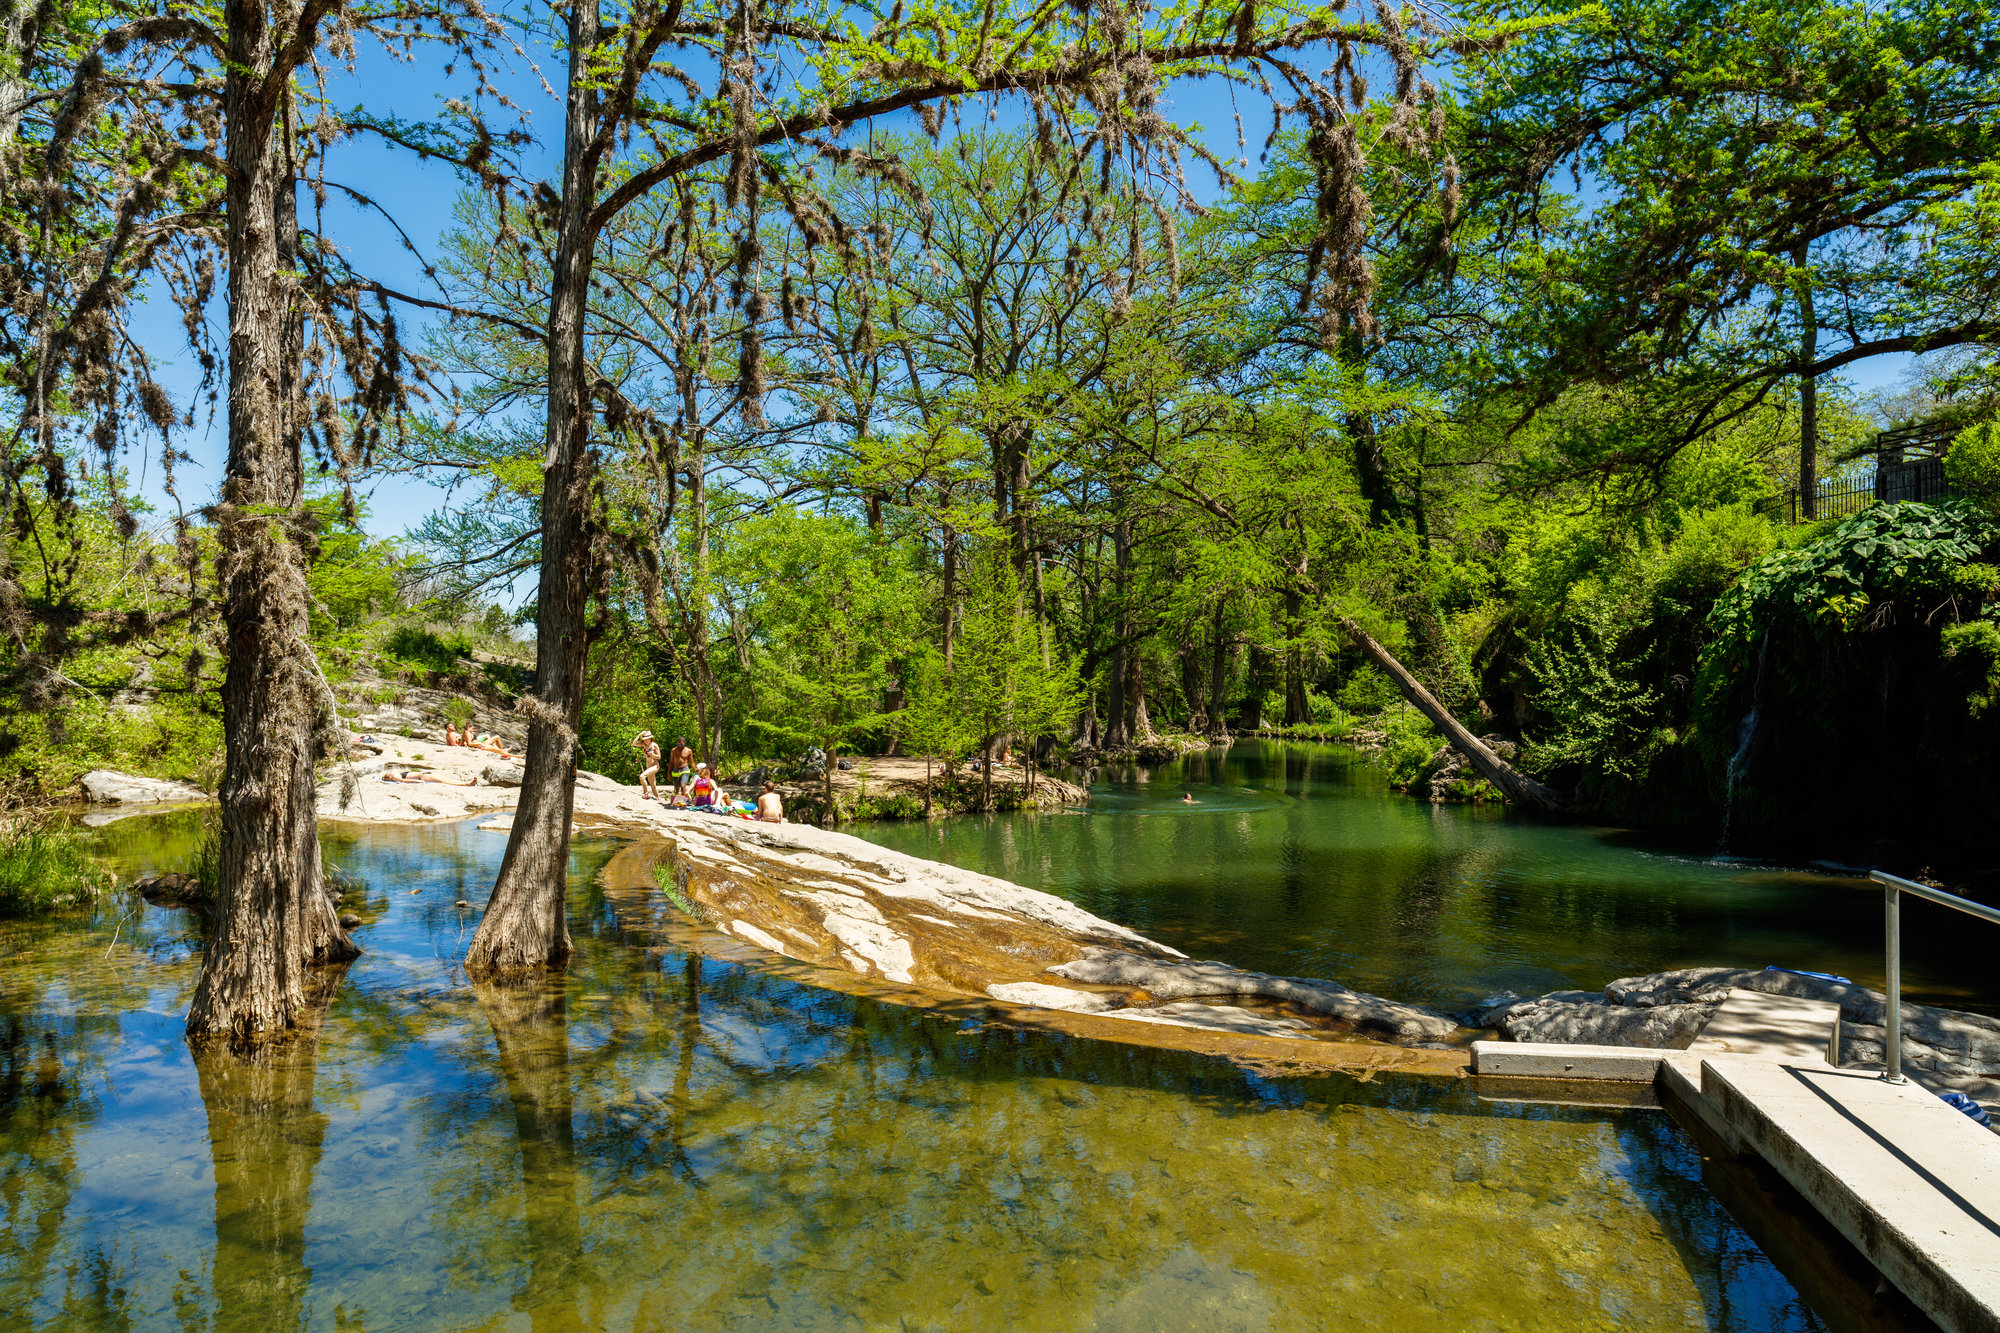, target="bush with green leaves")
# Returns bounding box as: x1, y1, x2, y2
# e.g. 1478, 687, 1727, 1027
382, 627, 477, 677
